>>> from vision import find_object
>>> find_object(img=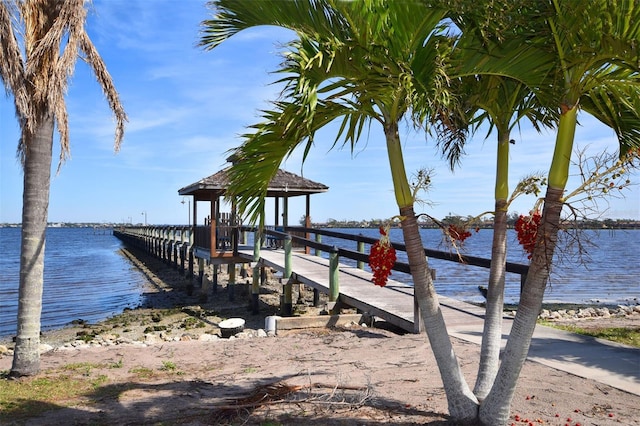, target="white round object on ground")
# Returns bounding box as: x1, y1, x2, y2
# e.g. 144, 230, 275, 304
218, 318, 245, 338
